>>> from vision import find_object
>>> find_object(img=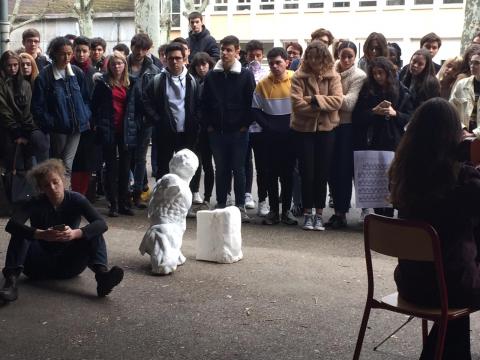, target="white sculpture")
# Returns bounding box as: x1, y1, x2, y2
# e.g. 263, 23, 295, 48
196, 207, 243, 264
139, 149, 199, 275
